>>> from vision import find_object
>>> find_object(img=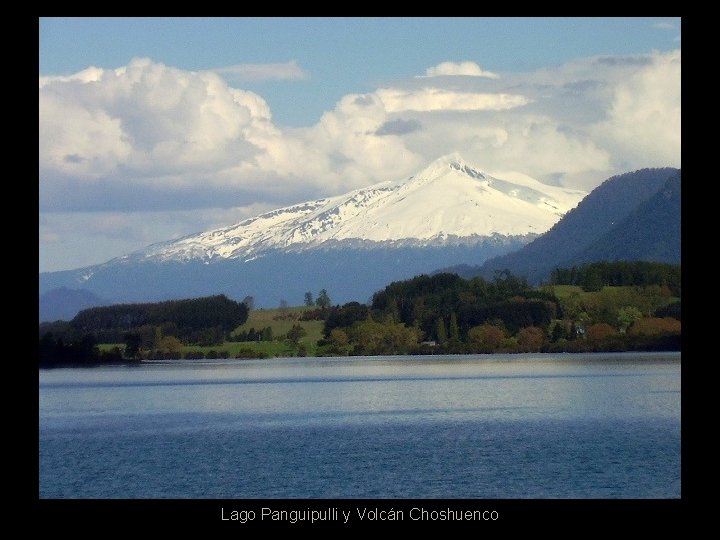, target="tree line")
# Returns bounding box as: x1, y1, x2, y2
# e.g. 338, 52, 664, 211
315, 267, 680, 356
39, 295, 249, 366
550, 261, 680, 294
71, 295, 248, 336
39, 333, 126, 368
39, 264, 681, 365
